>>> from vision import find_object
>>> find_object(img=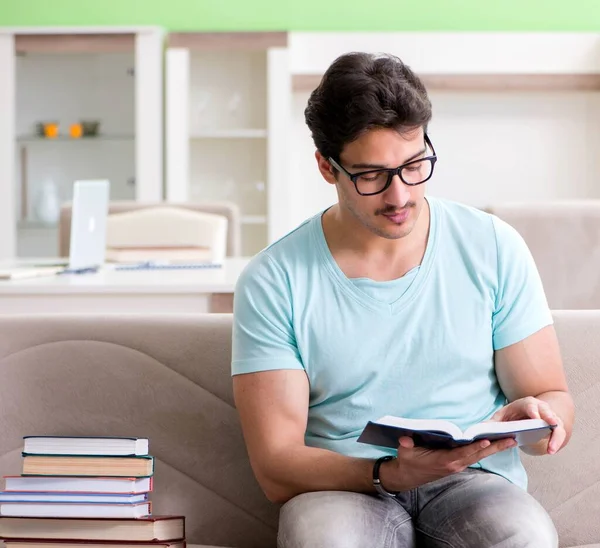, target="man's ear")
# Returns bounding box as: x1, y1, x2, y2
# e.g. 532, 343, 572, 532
316, 151, 338, 185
